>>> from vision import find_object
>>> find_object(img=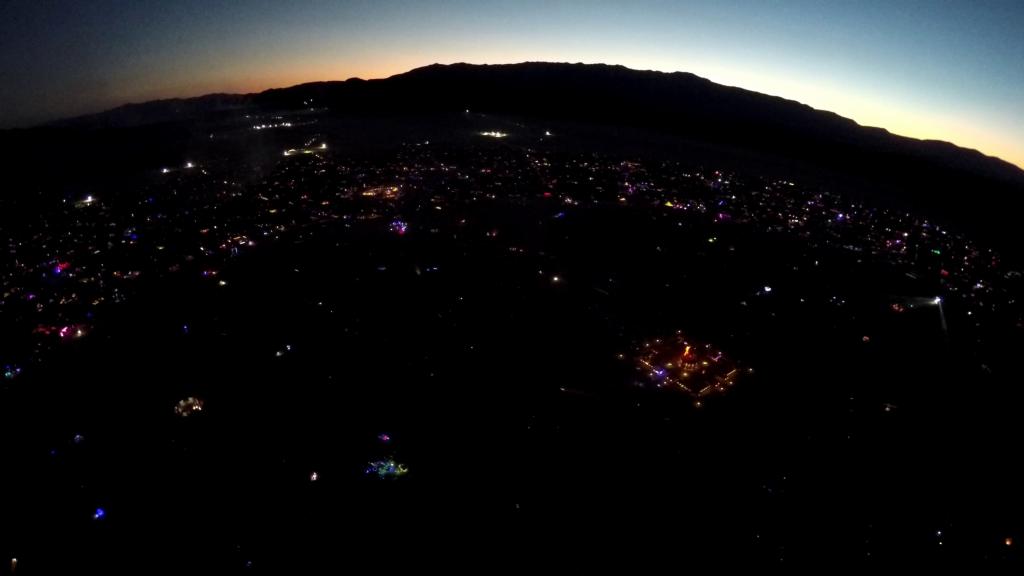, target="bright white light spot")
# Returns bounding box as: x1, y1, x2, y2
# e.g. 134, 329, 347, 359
161, 168, 169, 174
933, 296, 942, 305
185, 162, 194, 169
320, 143, 327, 149
545, 130, 552, 136
764, 286, 772, 293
